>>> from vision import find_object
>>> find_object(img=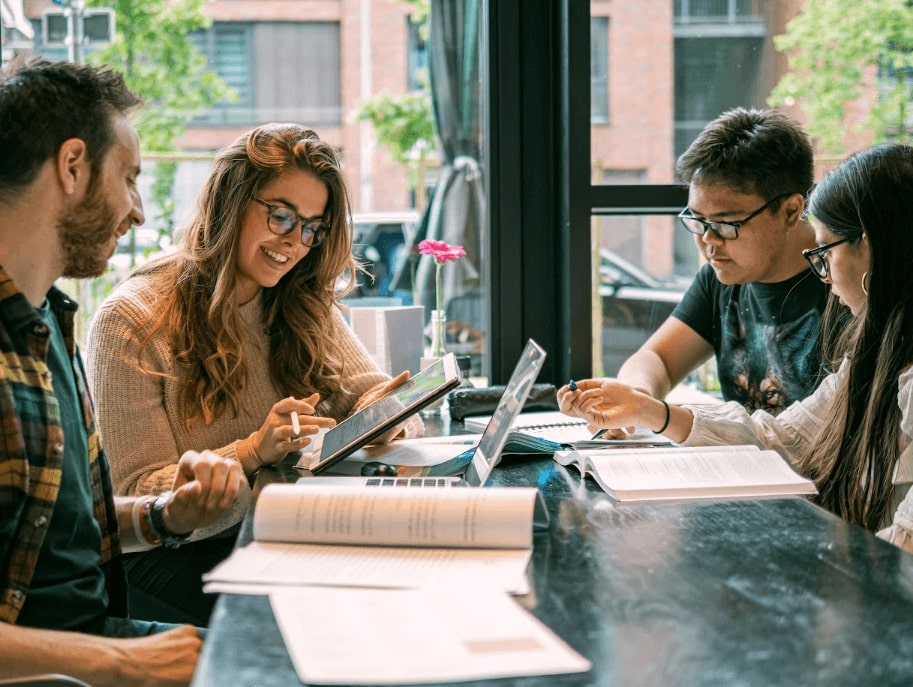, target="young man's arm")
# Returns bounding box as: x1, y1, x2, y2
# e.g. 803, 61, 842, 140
616, 316, 714, 399
0, 621, 201, 687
